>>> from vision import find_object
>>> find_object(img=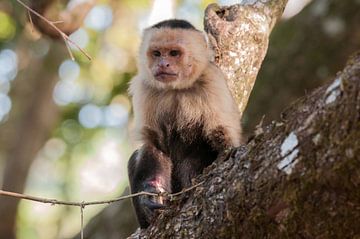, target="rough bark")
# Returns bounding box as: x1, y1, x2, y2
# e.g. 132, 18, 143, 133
128, 50, 360, 239
204, 0, 288, 115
